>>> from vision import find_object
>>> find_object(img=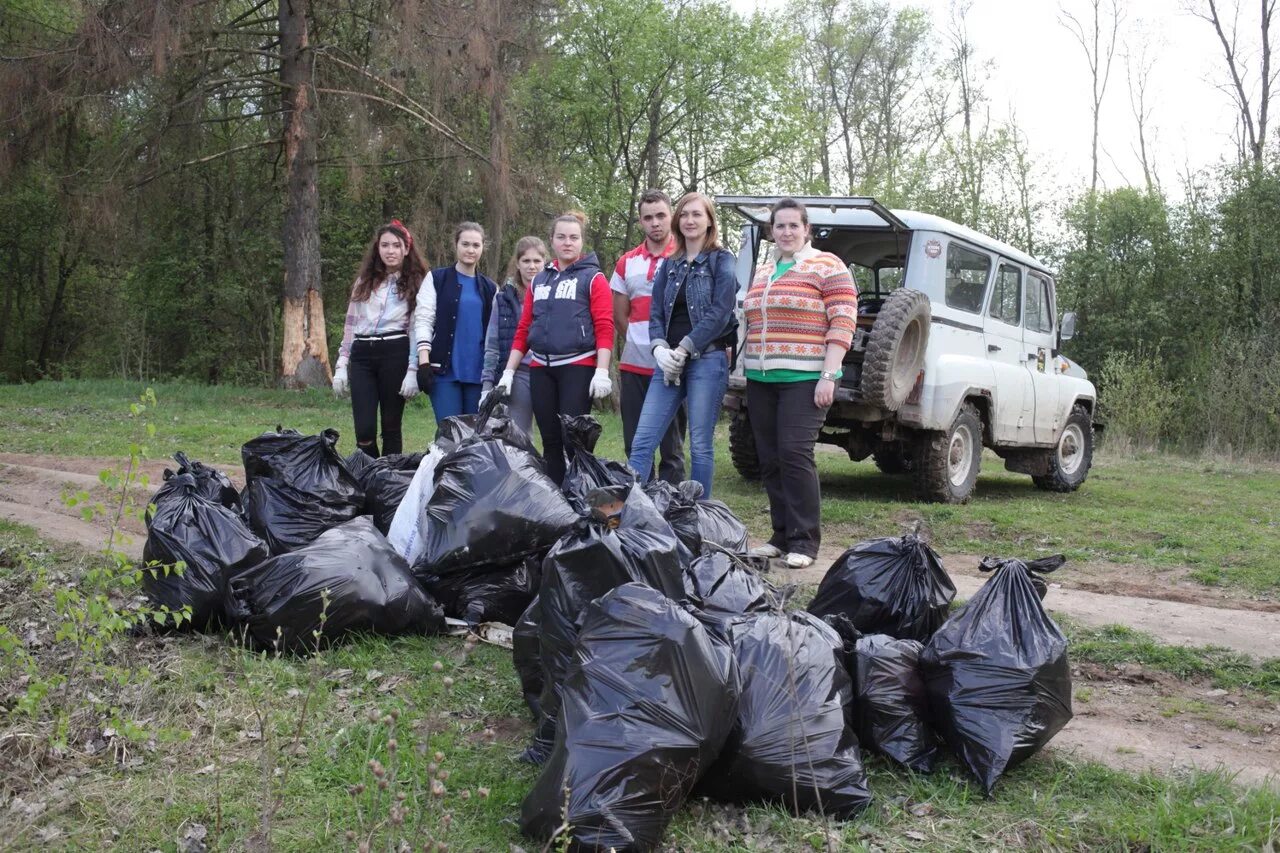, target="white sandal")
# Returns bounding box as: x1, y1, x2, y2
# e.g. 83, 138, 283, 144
784, 553, 814, 569
749, 544, 782, 558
